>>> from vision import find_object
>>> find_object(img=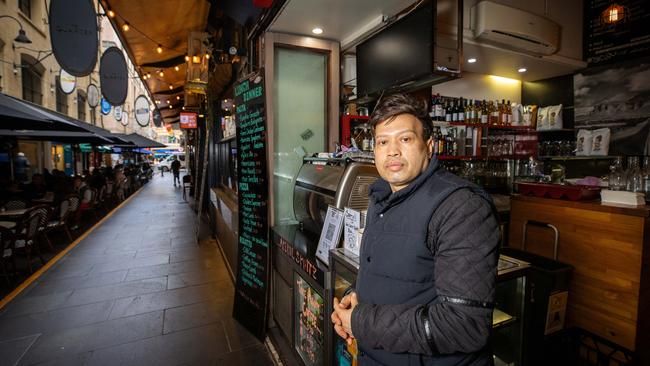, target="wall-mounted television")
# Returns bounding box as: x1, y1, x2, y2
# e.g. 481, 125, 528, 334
356, 2, 434, 97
